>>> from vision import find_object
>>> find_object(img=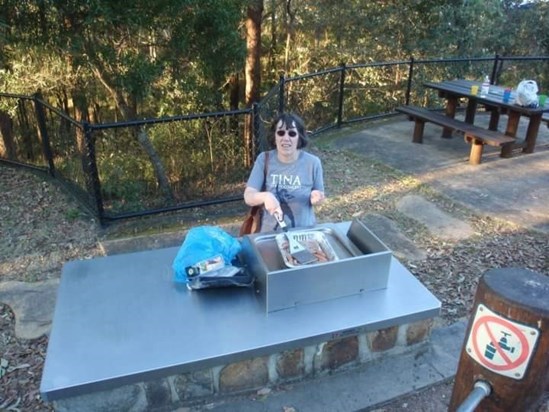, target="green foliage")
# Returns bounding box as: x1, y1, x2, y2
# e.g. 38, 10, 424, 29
90, 117, 249, 214
65, 207, 81, 221
0, 0, 245, 116
1, 0, 548, 217
96, 141, 154, 212
2, 0, 546, 114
